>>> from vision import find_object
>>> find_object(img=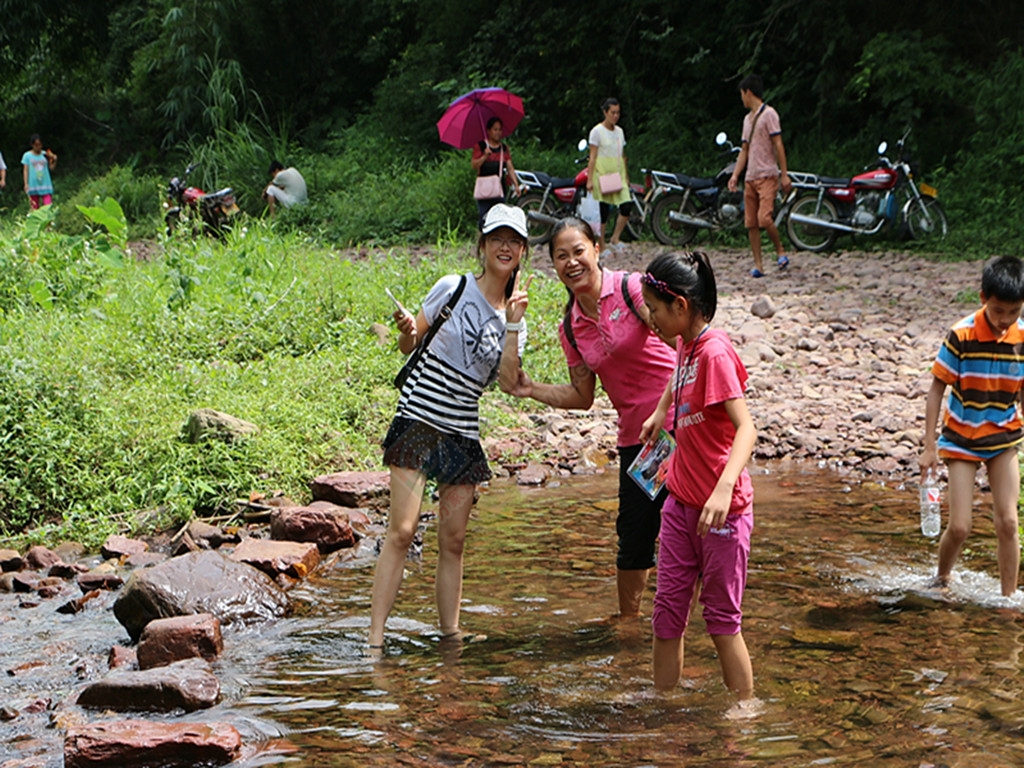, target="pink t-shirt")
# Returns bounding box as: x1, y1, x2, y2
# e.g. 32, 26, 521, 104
741, 103, 782, 181
665, 328, 753, 512
559, 270, 675, 446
